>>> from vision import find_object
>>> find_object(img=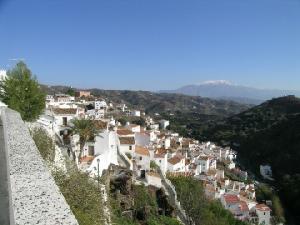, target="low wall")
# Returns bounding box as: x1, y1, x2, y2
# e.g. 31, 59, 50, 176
1, 108, 78, 225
